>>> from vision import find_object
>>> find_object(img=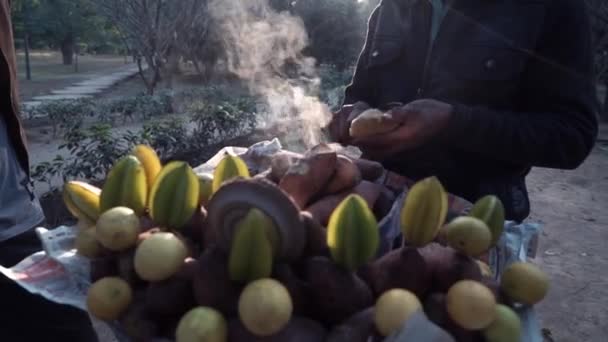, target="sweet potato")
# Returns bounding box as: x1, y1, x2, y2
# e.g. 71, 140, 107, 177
349, 108, 400, 139
305, 180, 383, 226
120, 303, 159, 342
145, 276, 195, 317
479, 275, 512, 305
304, 256, 373, 325
326, 307, 375, 342
253, 167, 273, 181
273, 263, 312, 317
324, 155, 362, 195
374, 186, 396, 220
279, 144, 337, 208
228, 317, 326, 342
353, 158, 384, 181
118, 251, 146, 289
192, 246, 241, 317
90, 256, 118, 282
360, 247, 432, 299
300, 211, 330, 258
269, 151, 303, 183
419, 244, 482, 293
176, 257, 198, 280
180, 206, 207, 248
139, 216, 157, 232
